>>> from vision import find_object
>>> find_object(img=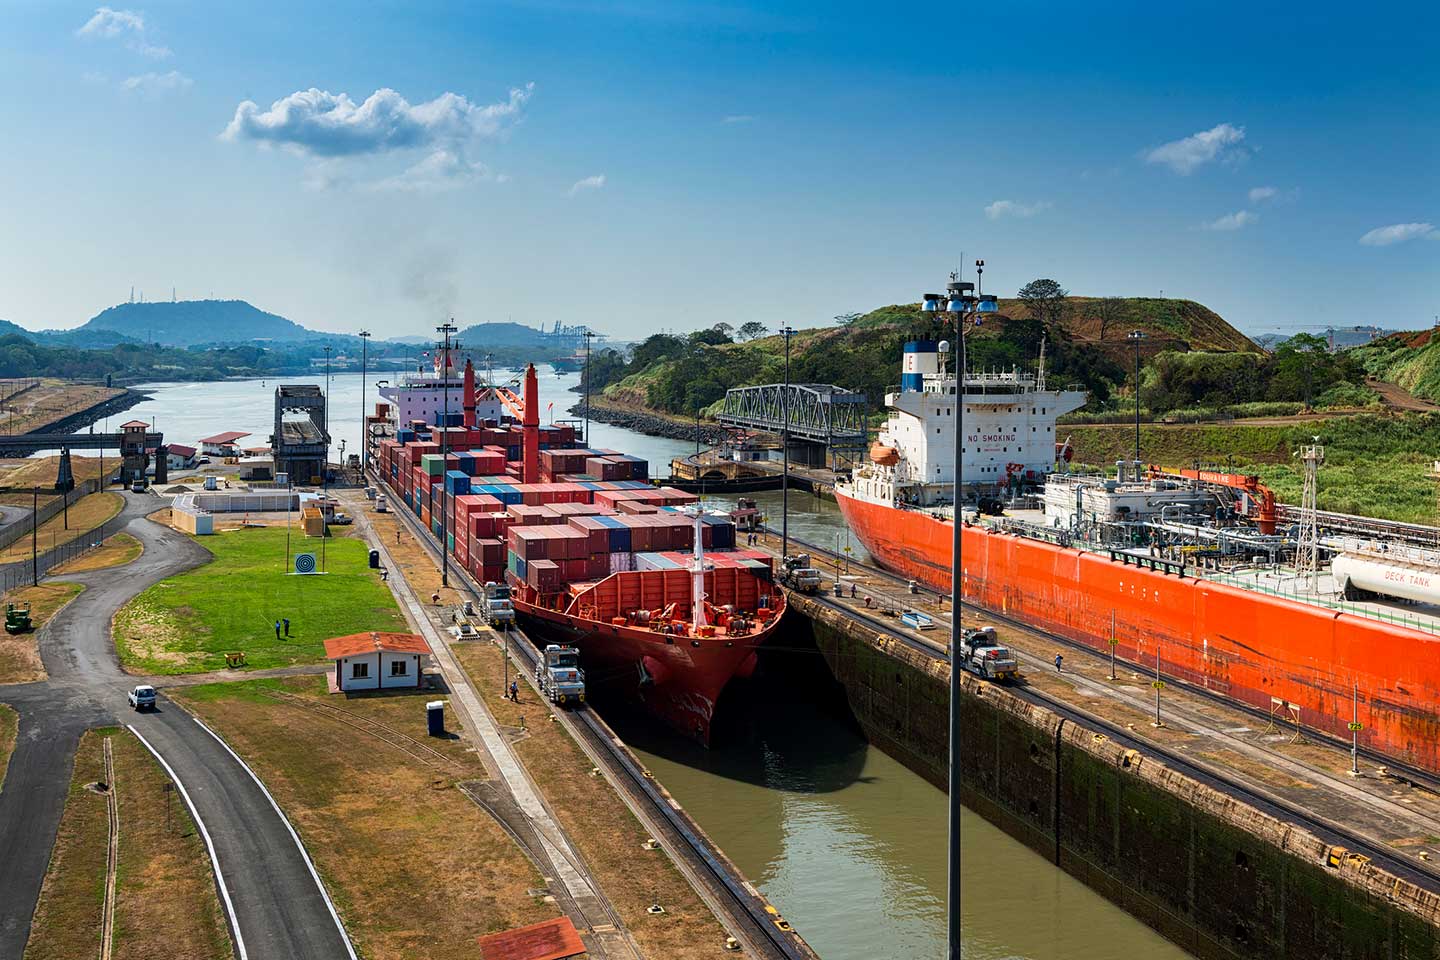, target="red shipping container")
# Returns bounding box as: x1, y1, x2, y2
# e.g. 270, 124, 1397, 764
527, 558, 560, 590
618, 500, 659, 515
